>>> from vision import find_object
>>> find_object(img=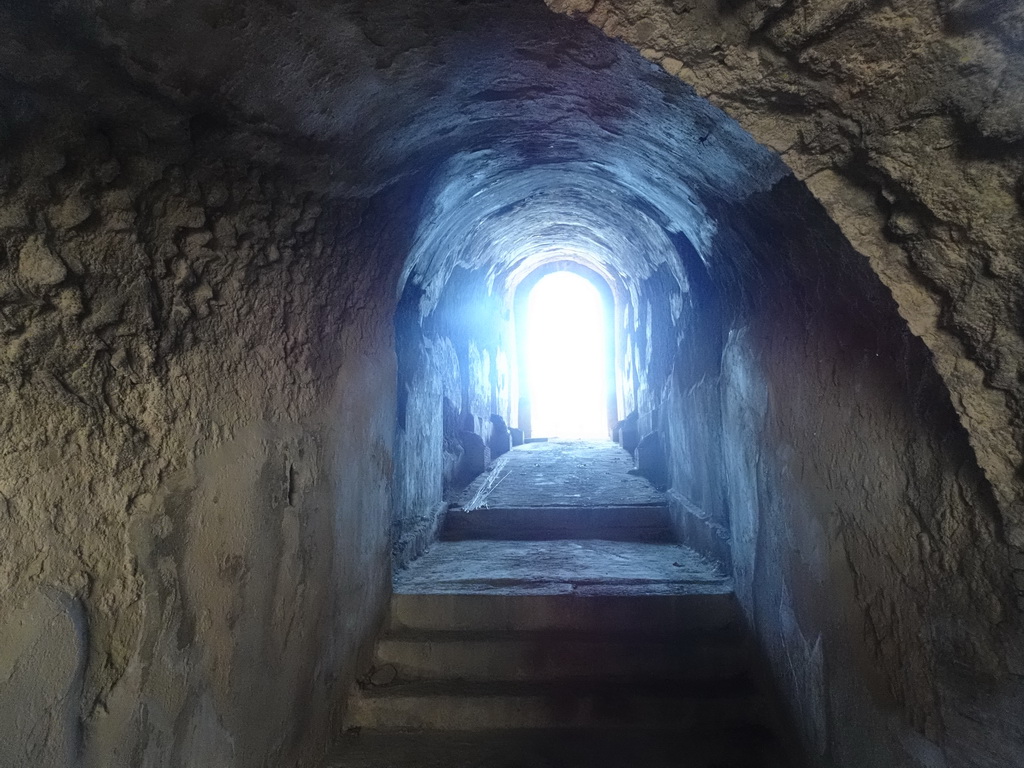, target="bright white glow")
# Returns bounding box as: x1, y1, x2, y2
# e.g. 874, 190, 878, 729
525, 271, 608, 438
